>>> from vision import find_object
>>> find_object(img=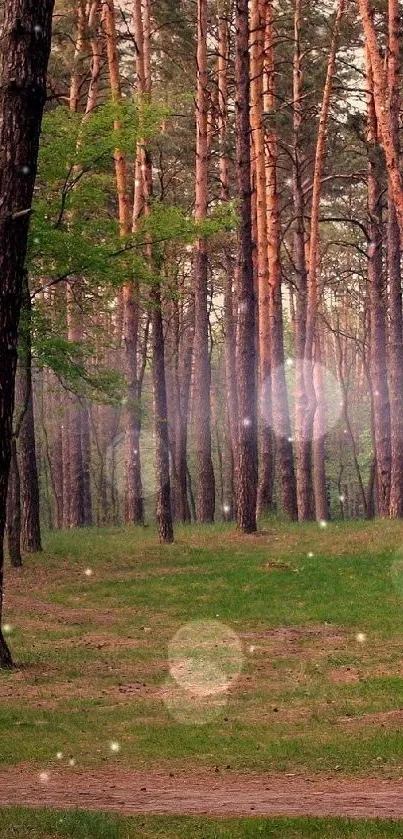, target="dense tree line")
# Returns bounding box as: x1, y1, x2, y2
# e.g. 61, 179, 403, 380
1, 0, 403, 664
